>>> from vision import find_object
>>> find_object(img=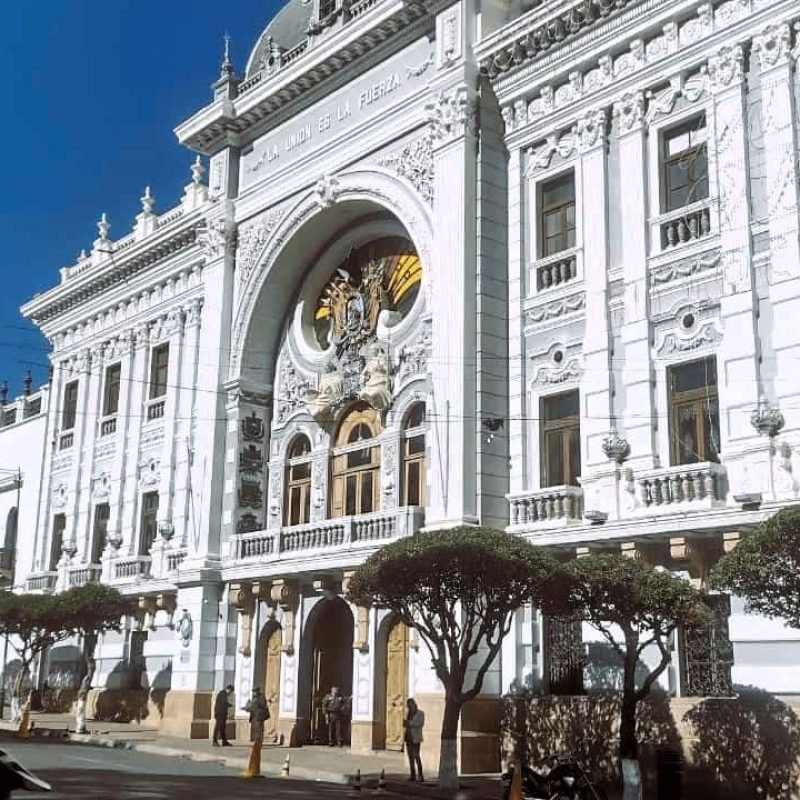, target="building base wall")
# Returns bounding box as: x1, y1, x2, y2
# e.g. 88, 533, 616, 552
158, 690, 213, 739
86, 689, 168, 726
